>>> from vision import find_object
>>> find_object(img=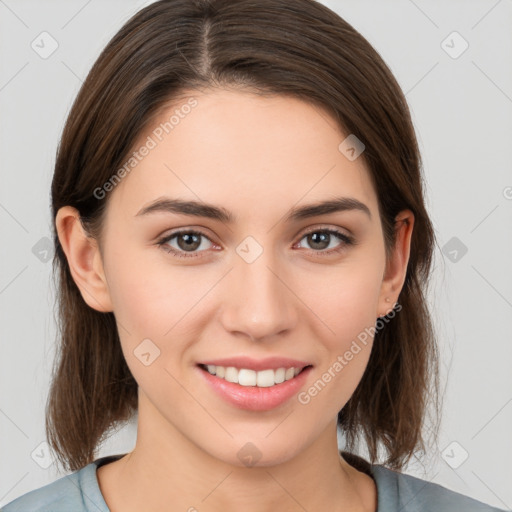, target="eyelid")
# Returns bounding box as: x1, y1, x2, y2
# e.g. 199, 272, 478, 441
298, 223, 353, 239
